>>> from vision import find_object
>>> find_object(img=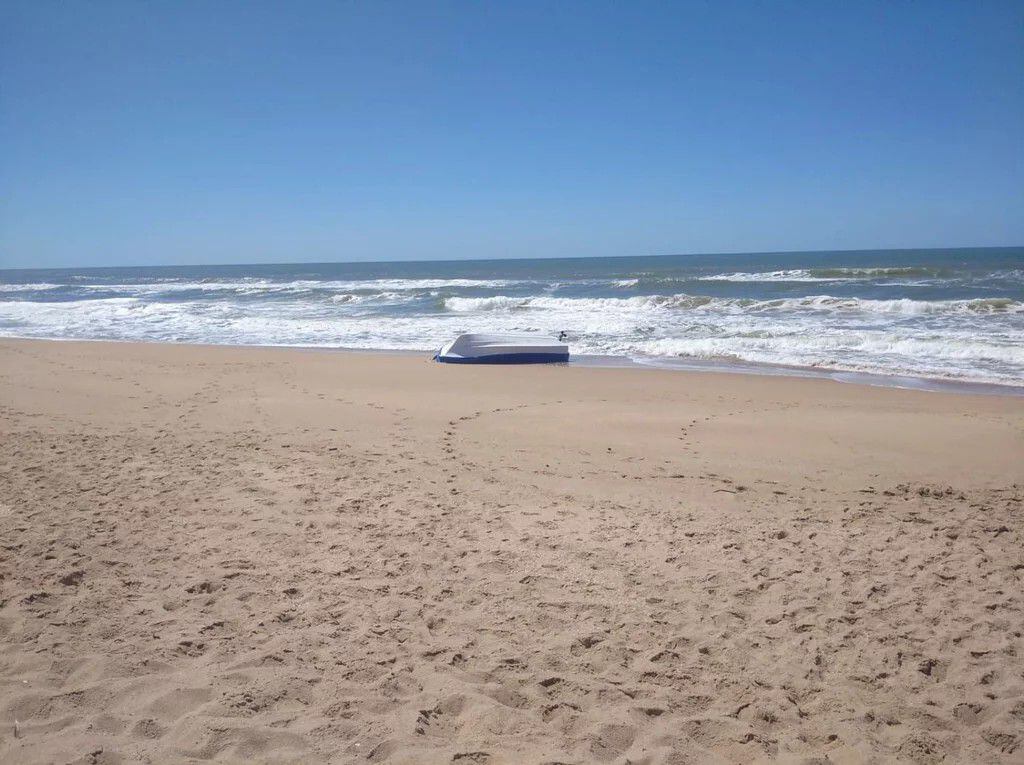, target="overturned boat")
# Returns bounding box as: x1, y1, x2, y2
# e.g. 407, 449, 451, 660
434, 333, 569, 364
